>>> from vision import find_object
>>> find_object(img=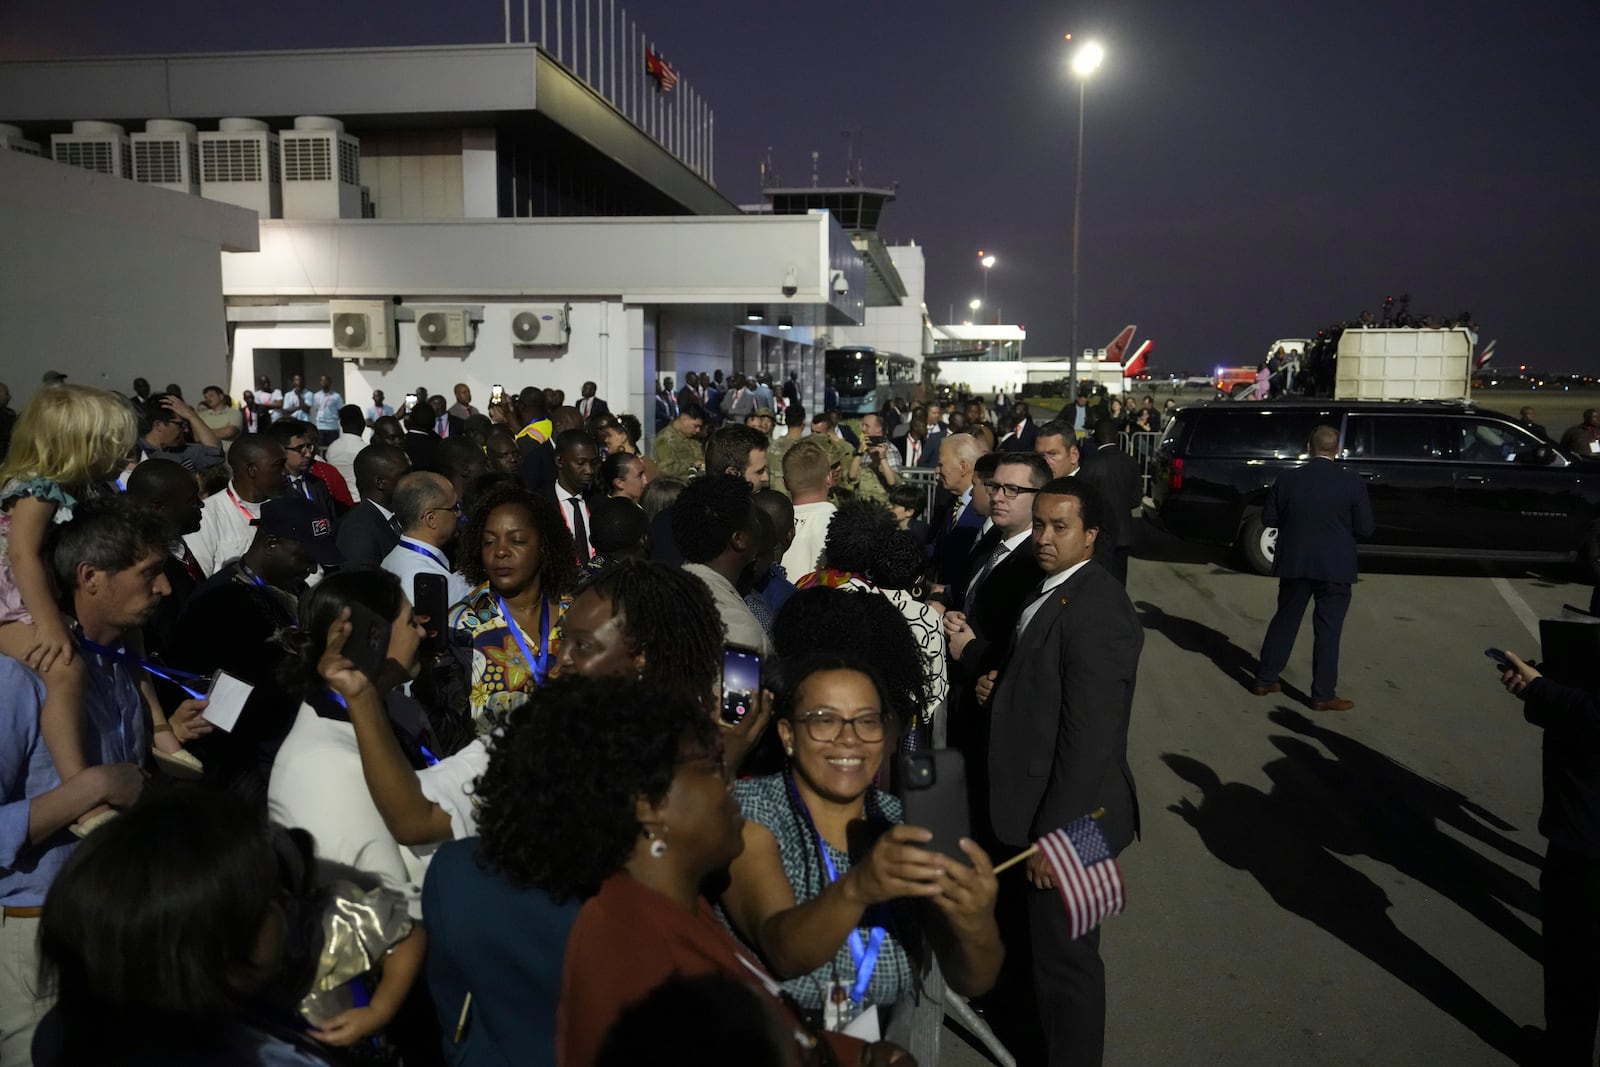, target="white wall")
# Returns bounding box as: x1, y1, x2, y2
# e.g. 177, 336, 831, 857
0, 150, 256, 408
832, 244, 931, 367
358, 129, 467, 219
